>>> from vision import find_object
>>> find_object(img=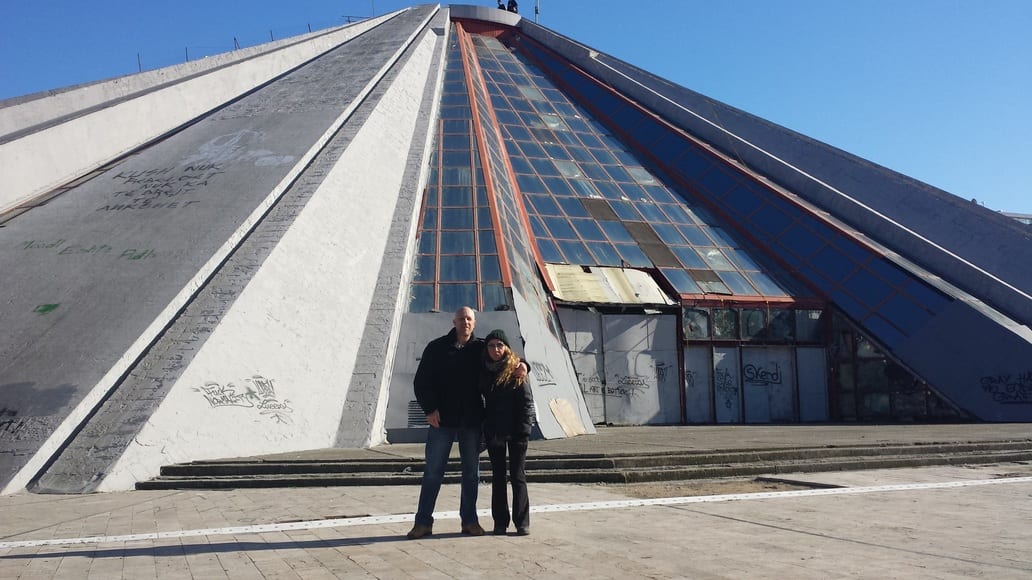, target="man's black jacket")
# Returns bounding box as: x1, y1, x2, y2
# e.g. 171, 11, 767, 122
413, 328, 485, 428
